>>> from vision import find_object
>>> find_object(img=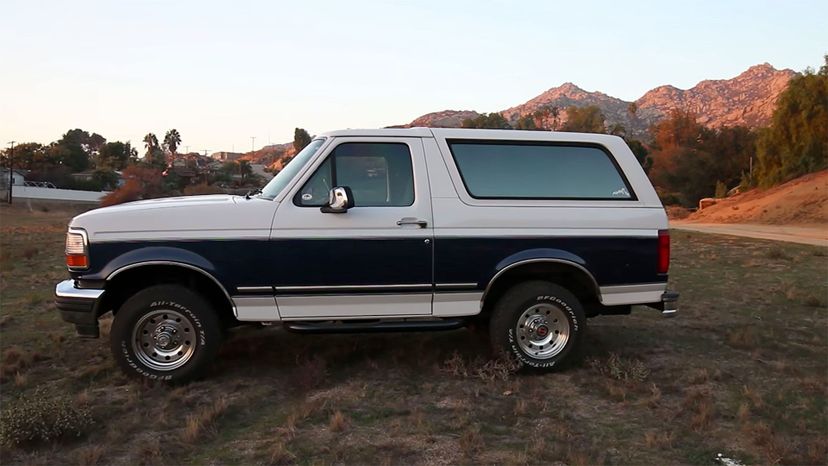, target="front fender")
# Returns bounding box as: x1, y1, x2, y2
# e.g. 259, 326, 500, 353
79, 246, 218, 282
